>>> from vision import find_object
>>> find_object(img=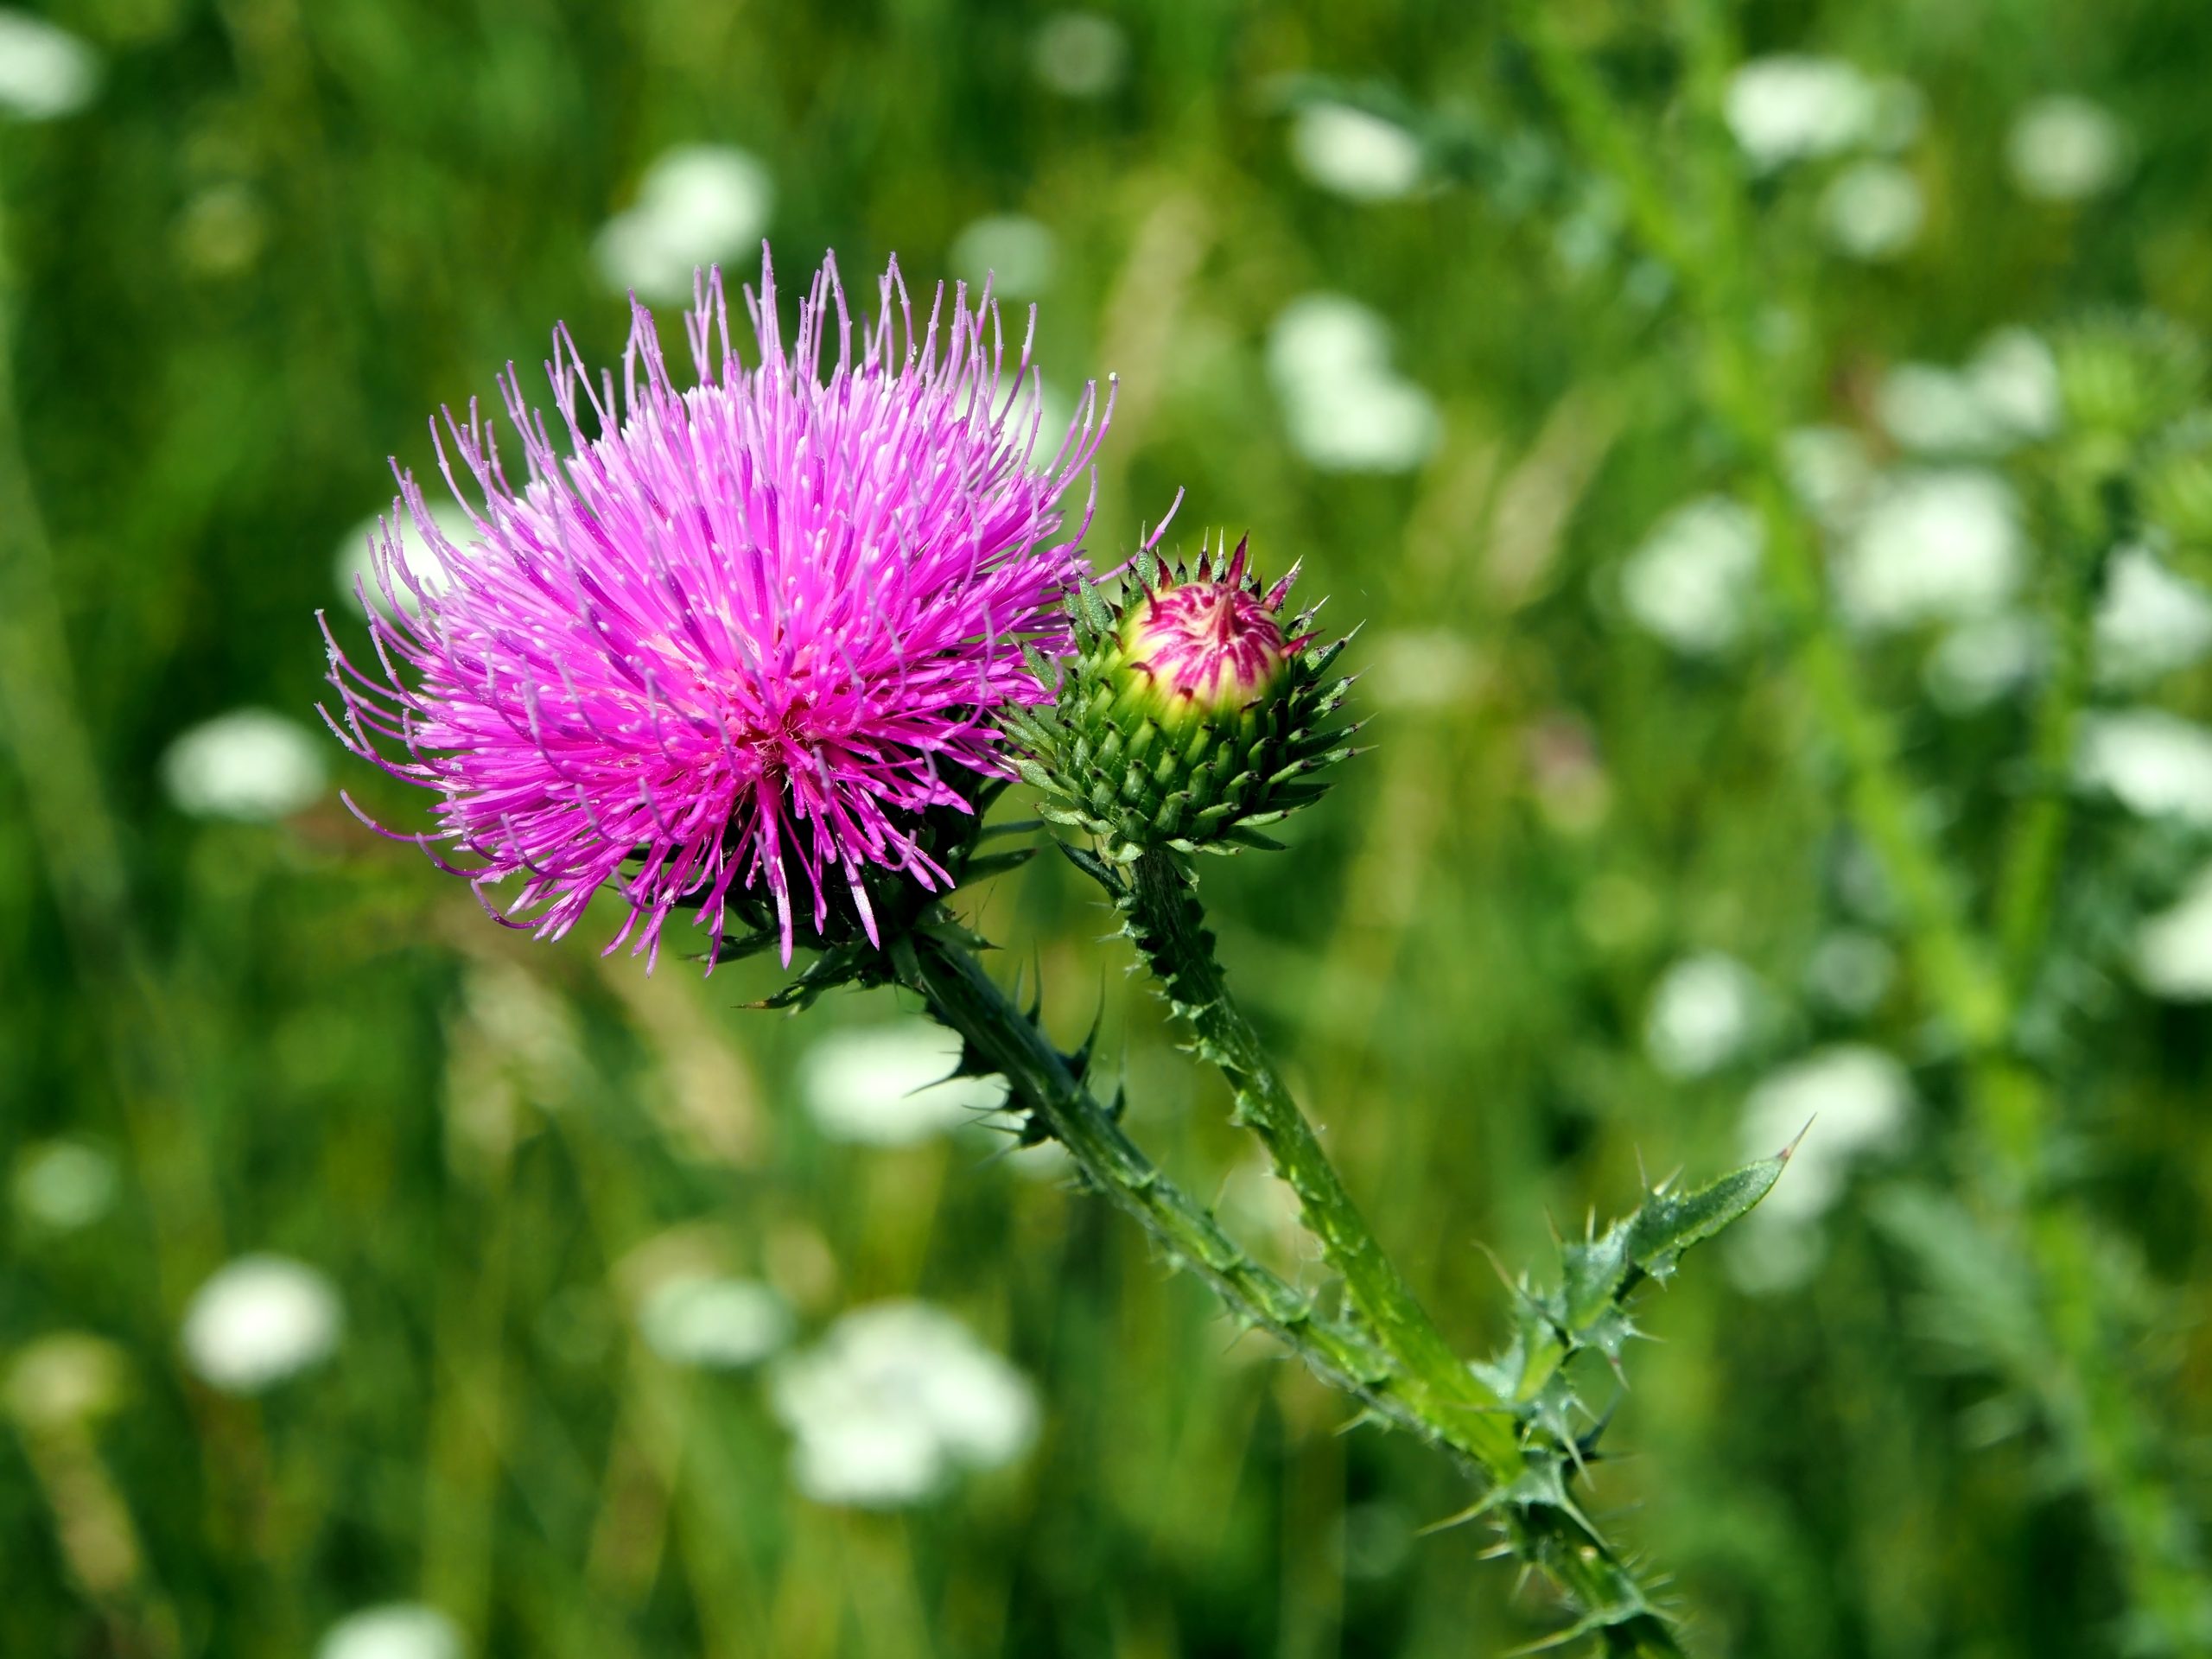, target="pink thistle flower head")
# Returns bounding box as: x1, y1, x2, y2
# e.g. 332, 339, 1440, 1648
321, 247, 1112, 968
